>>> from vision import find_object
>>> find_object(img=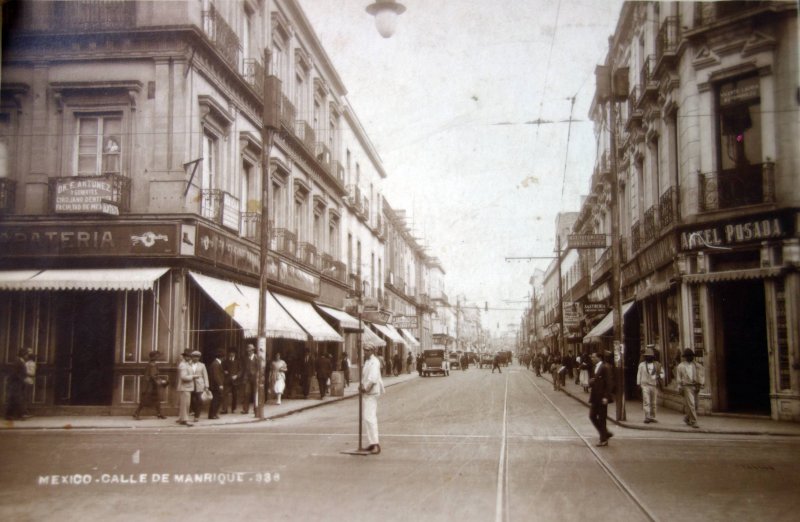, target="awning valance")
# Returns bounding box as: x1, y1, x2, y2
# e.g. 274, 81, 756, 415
361, 325, 387, 349
583, 302, 635, 344
189, 272, 307, 341
0, 268, 169, 291
315, 304, 361, 332
683, 267, 783, 285
399, 328, 420, 347
273, 293, 343, 342
371, 322, 405, 344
